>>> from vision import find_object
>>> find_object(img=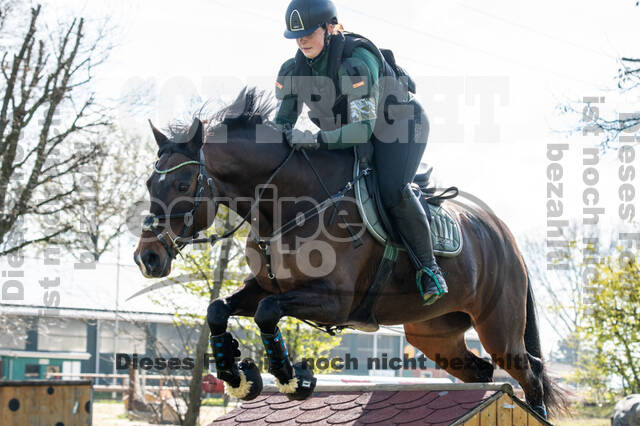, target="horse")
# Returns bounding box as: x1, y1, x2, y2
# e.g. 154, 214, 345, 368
133, 87, 565, 419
